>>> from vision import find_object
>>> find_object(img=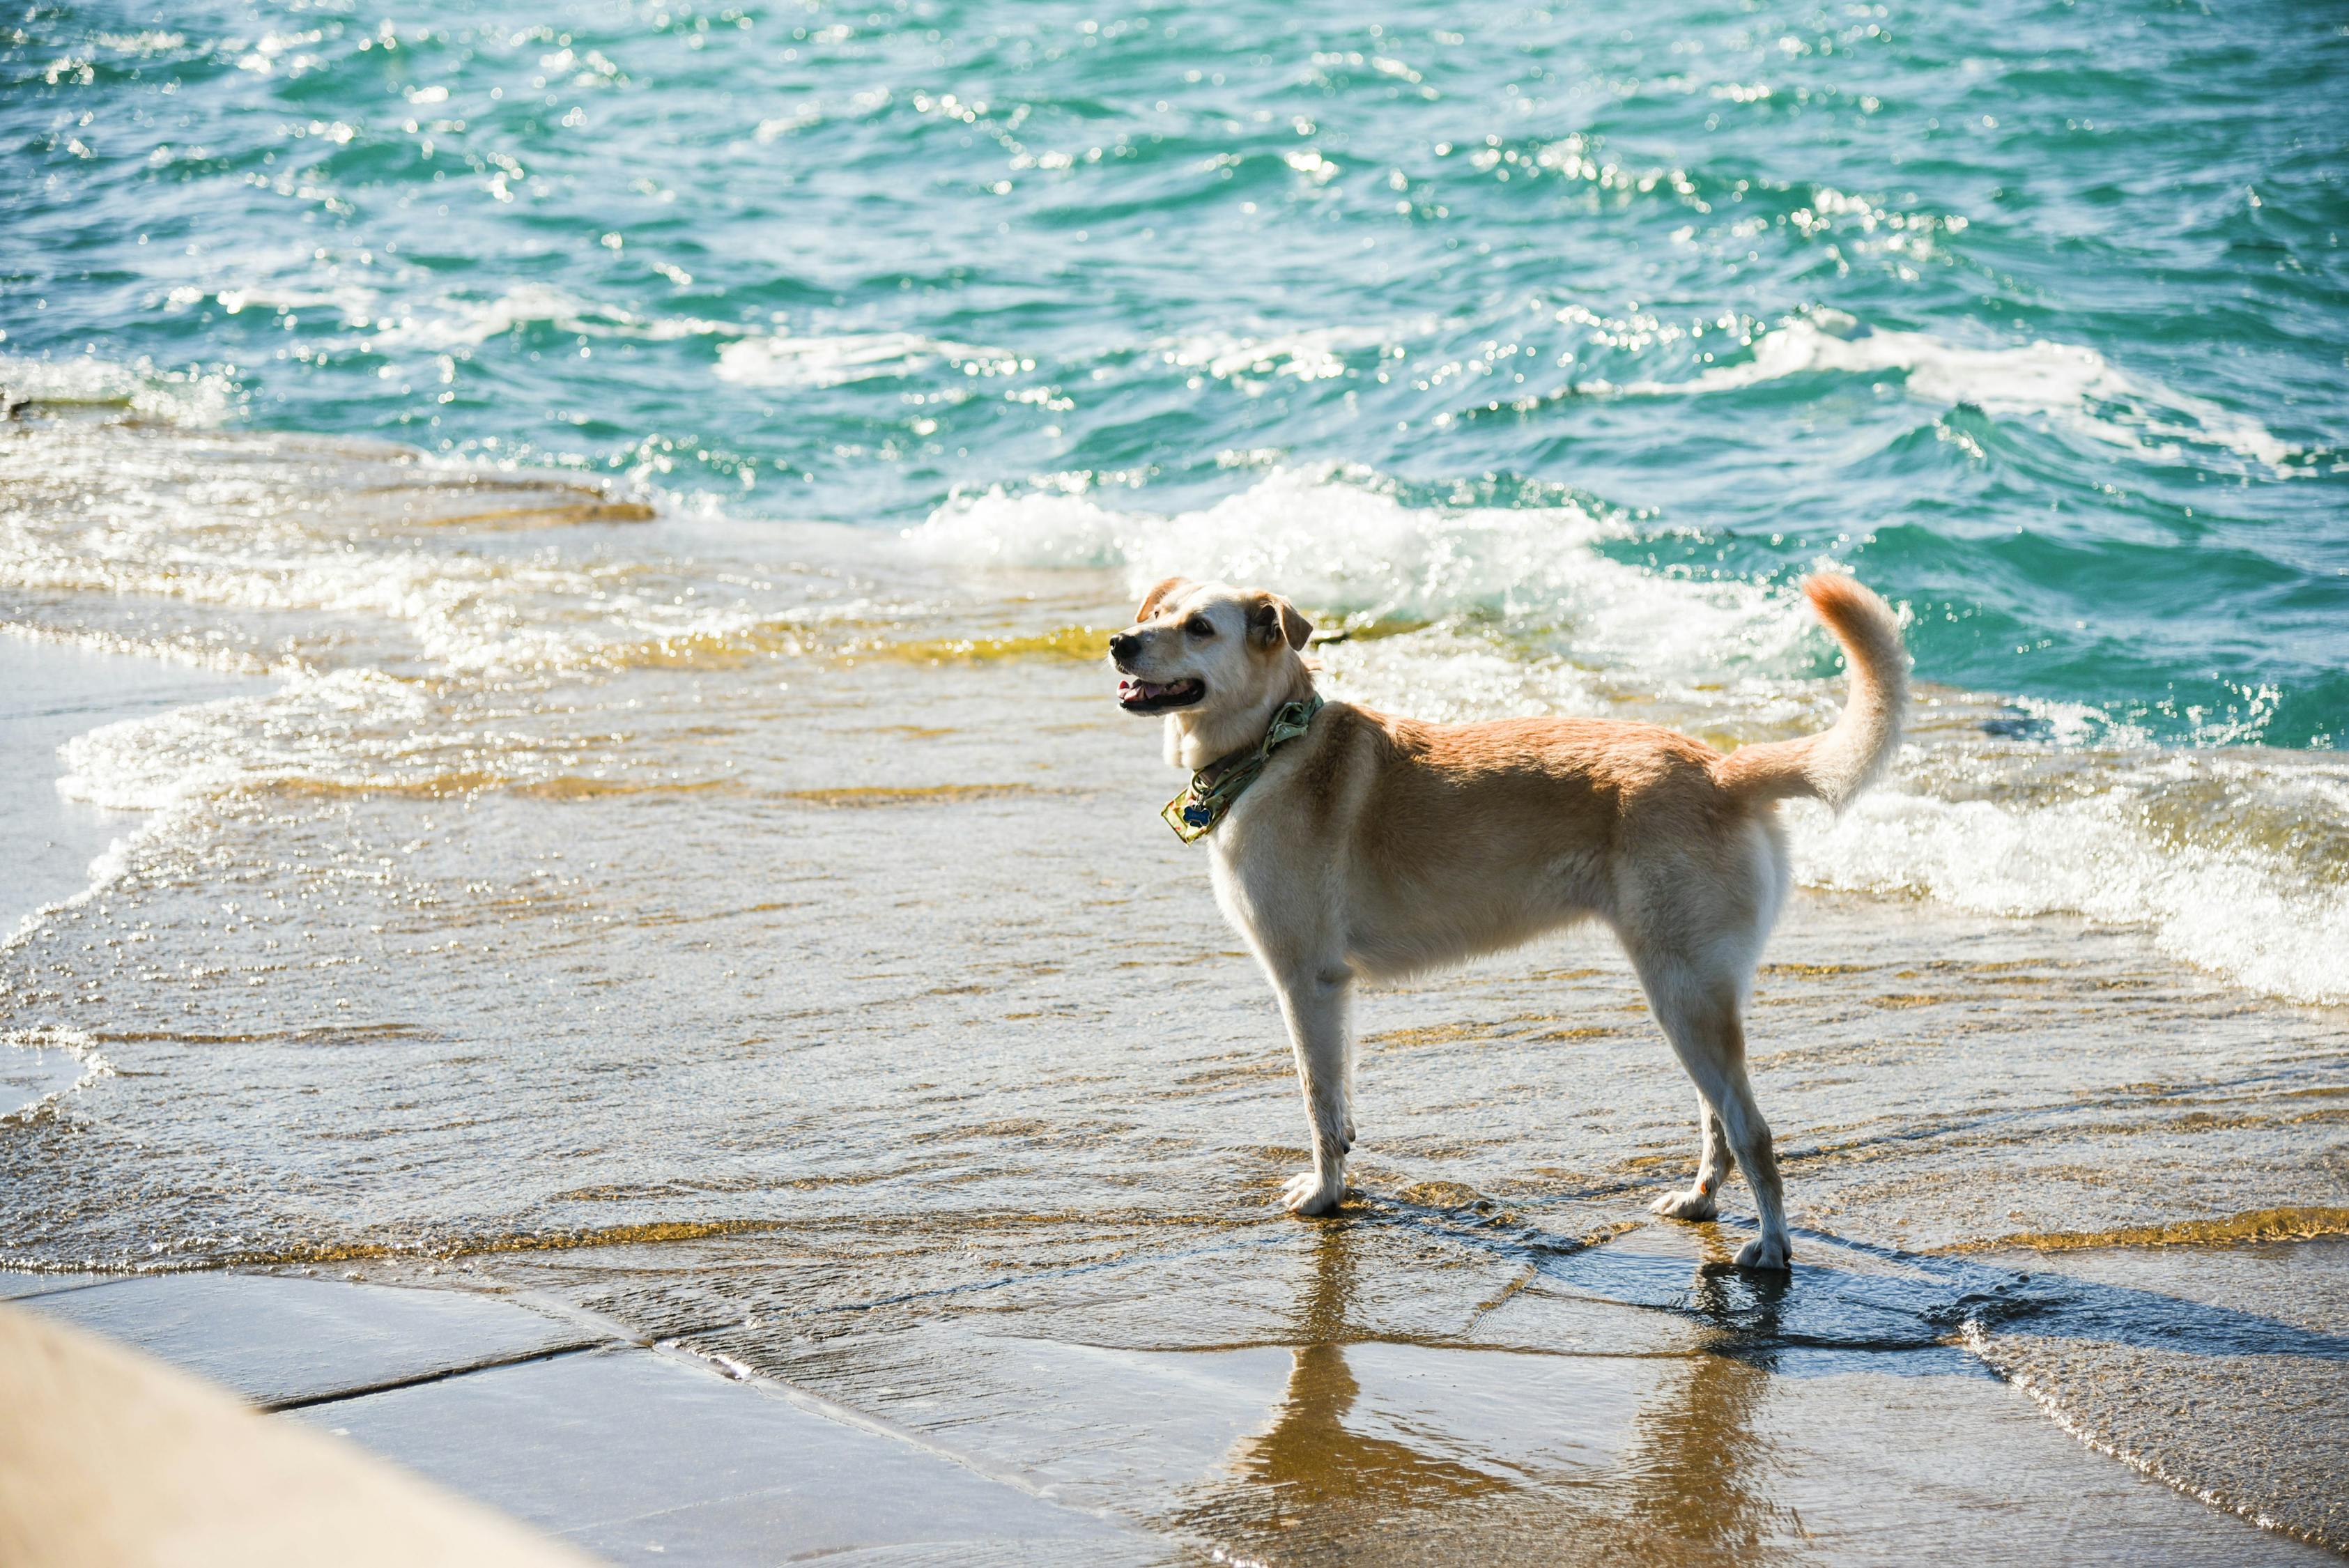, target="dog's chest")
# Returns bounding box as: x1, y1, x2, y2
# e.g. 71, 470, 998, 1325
1200, 776, 1318, 937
